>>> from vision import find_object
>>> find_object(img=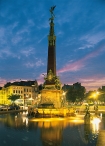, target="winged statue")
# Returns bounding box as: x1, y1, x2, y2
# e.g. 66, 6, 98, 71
49, 5, 56, 21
